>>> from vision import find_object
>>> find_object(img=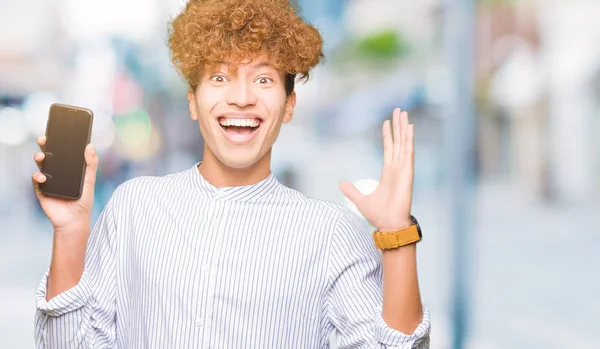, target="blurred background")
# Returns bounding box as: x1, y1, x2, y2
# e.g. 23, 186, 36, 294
1, 0, 599, 348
